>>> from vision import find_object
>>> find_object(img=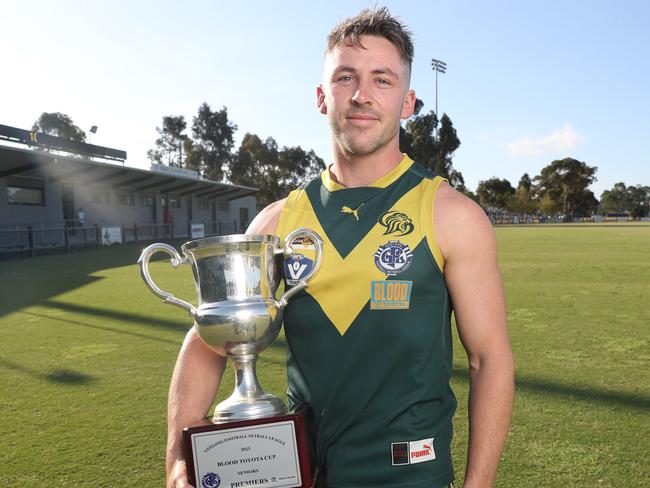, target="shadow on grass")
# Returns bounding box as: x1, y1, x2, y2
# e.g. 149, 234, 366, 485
0, 242, 185, 320
20, 310, 183, 346
0, 357, 96, 385
43, 300, 189, 333
452, 366, 650, 411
